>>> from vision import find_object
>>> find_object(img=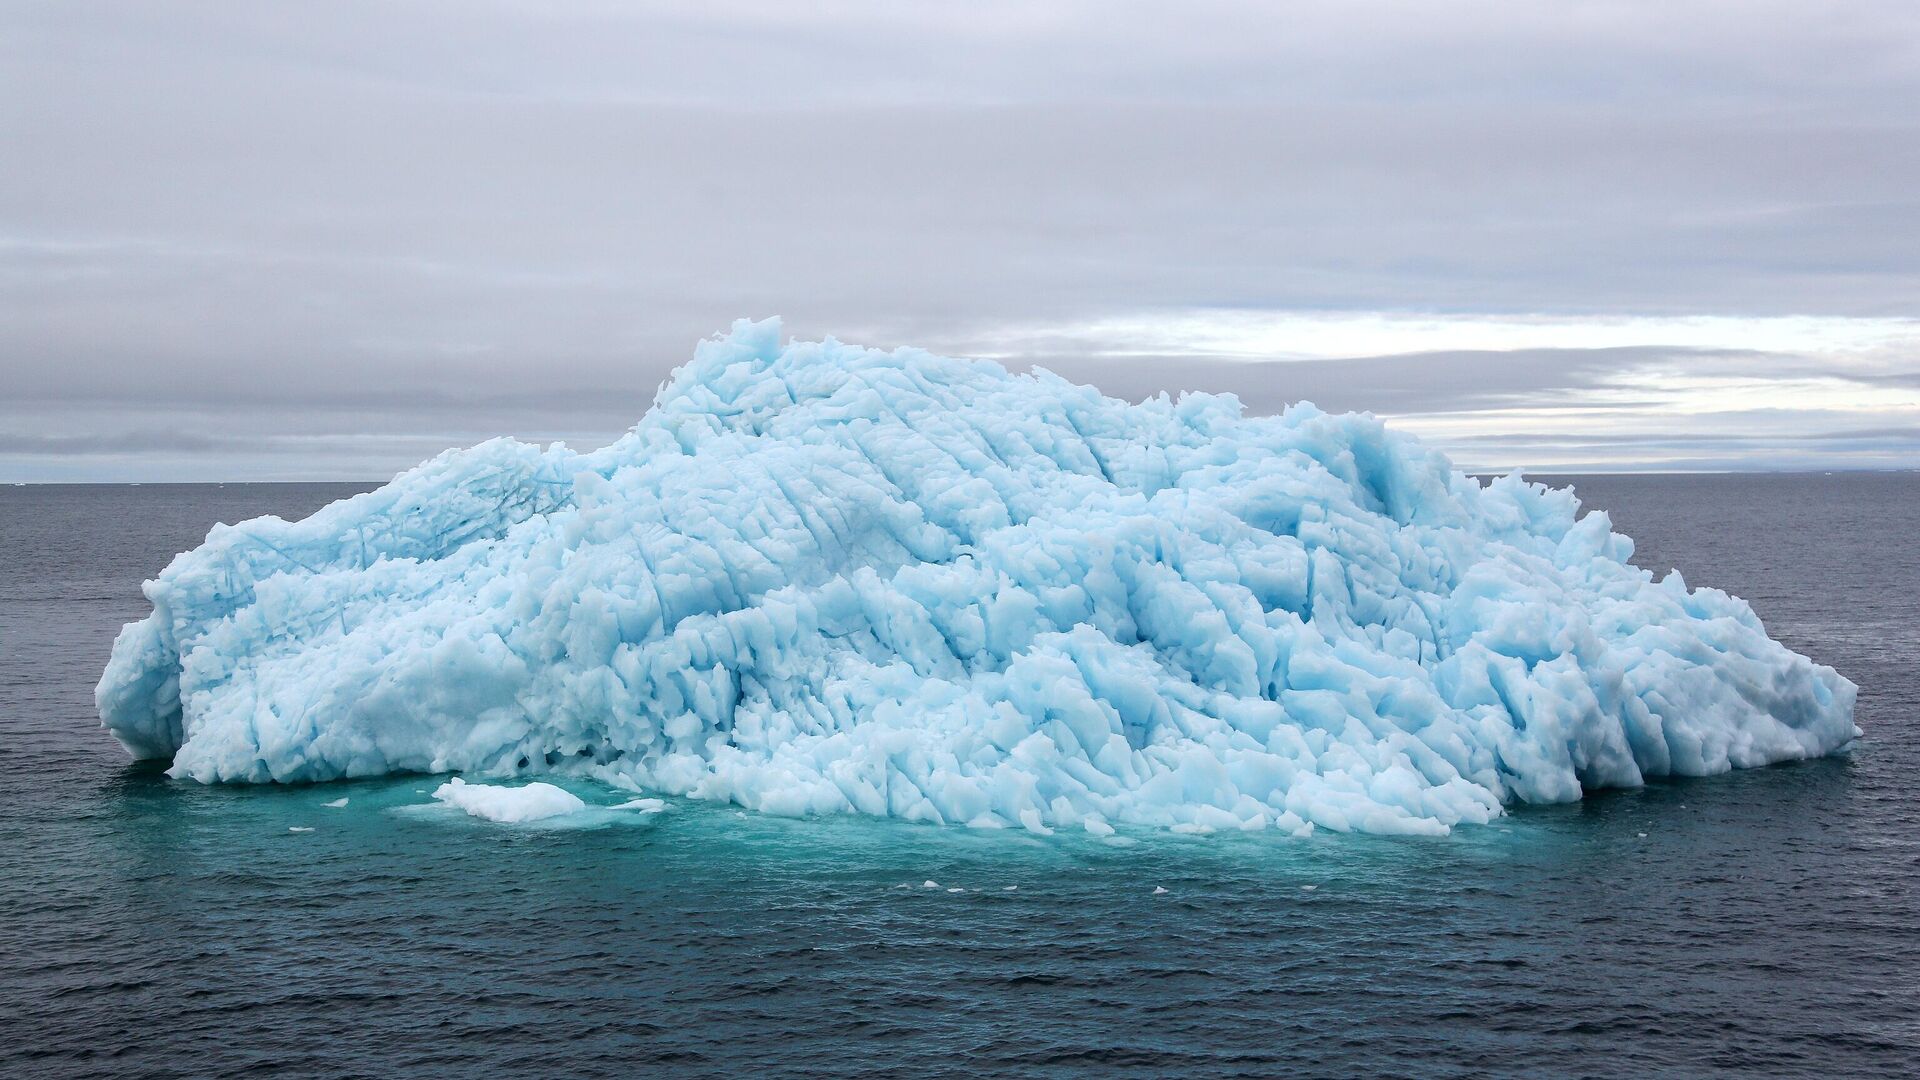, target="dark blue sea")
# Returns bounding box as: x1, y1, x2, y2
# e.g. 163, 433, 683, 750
2, 475, 1916, 1078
